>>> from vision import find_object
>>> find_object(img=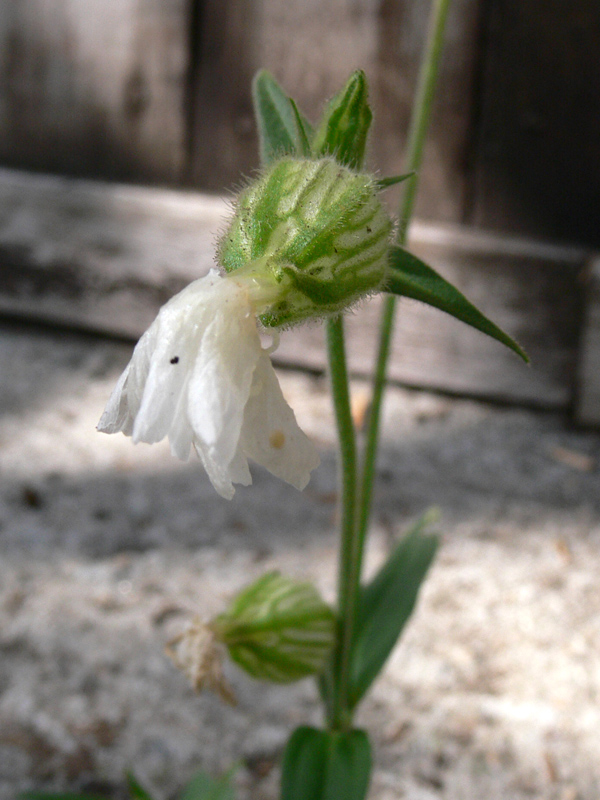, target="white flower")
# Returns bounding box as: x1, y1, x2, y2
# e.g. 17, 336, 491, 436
98, 269, 319, 499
